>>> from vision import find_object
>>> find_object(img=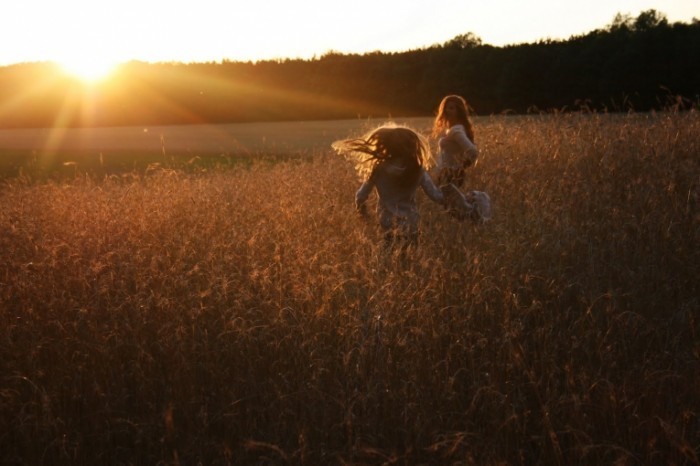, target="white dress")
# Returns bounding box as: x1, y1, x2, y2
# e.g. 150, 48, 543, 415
437, 124, 478, 171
